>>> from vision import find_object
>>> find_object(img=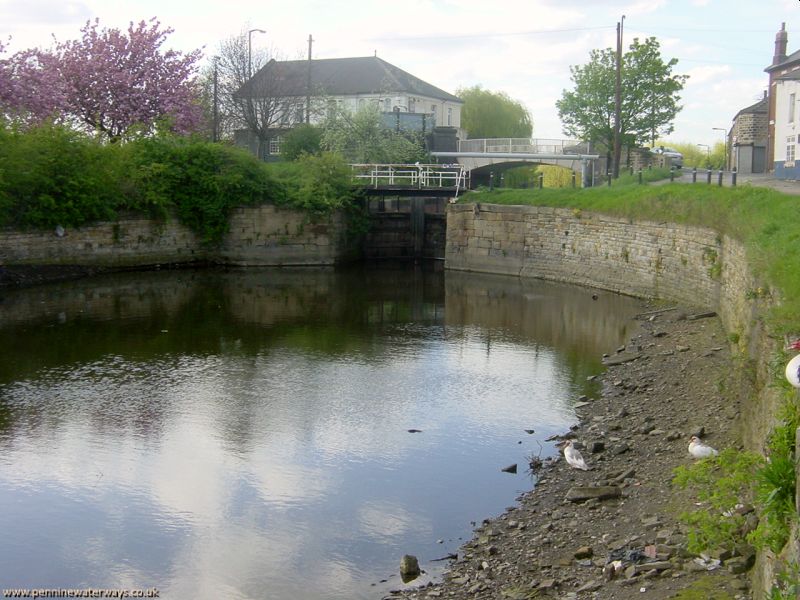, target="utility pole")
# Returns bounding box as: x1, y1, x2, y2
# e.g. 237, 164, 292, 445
613, 15, 625, 179
306, 34, 313, 124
